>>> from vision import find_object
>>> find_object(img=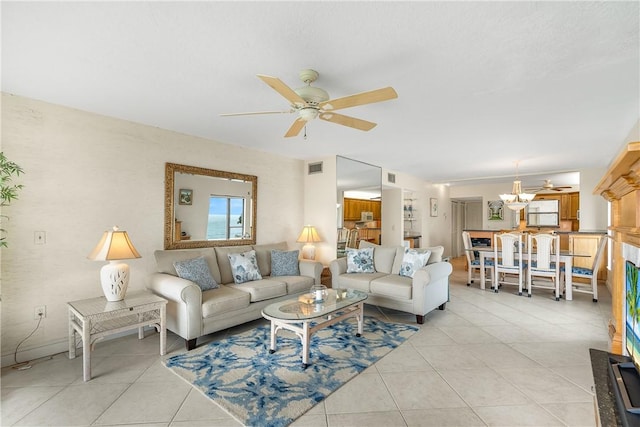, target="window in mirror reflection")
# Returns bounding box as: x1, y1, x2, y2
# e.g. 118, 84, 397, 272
208, 196, 247, 240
